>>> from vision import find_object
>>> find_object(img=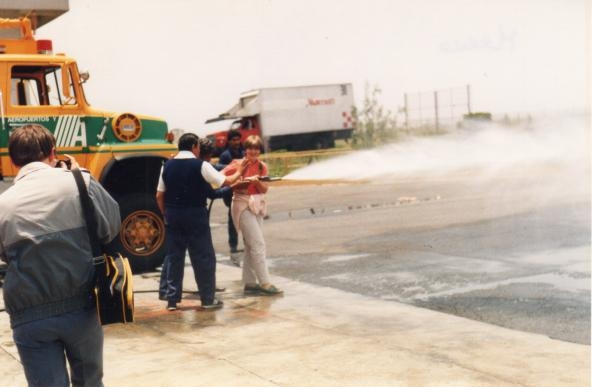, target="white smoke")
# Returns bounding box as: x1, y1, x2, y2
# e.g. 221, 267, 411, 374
284, 115, 590, 181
